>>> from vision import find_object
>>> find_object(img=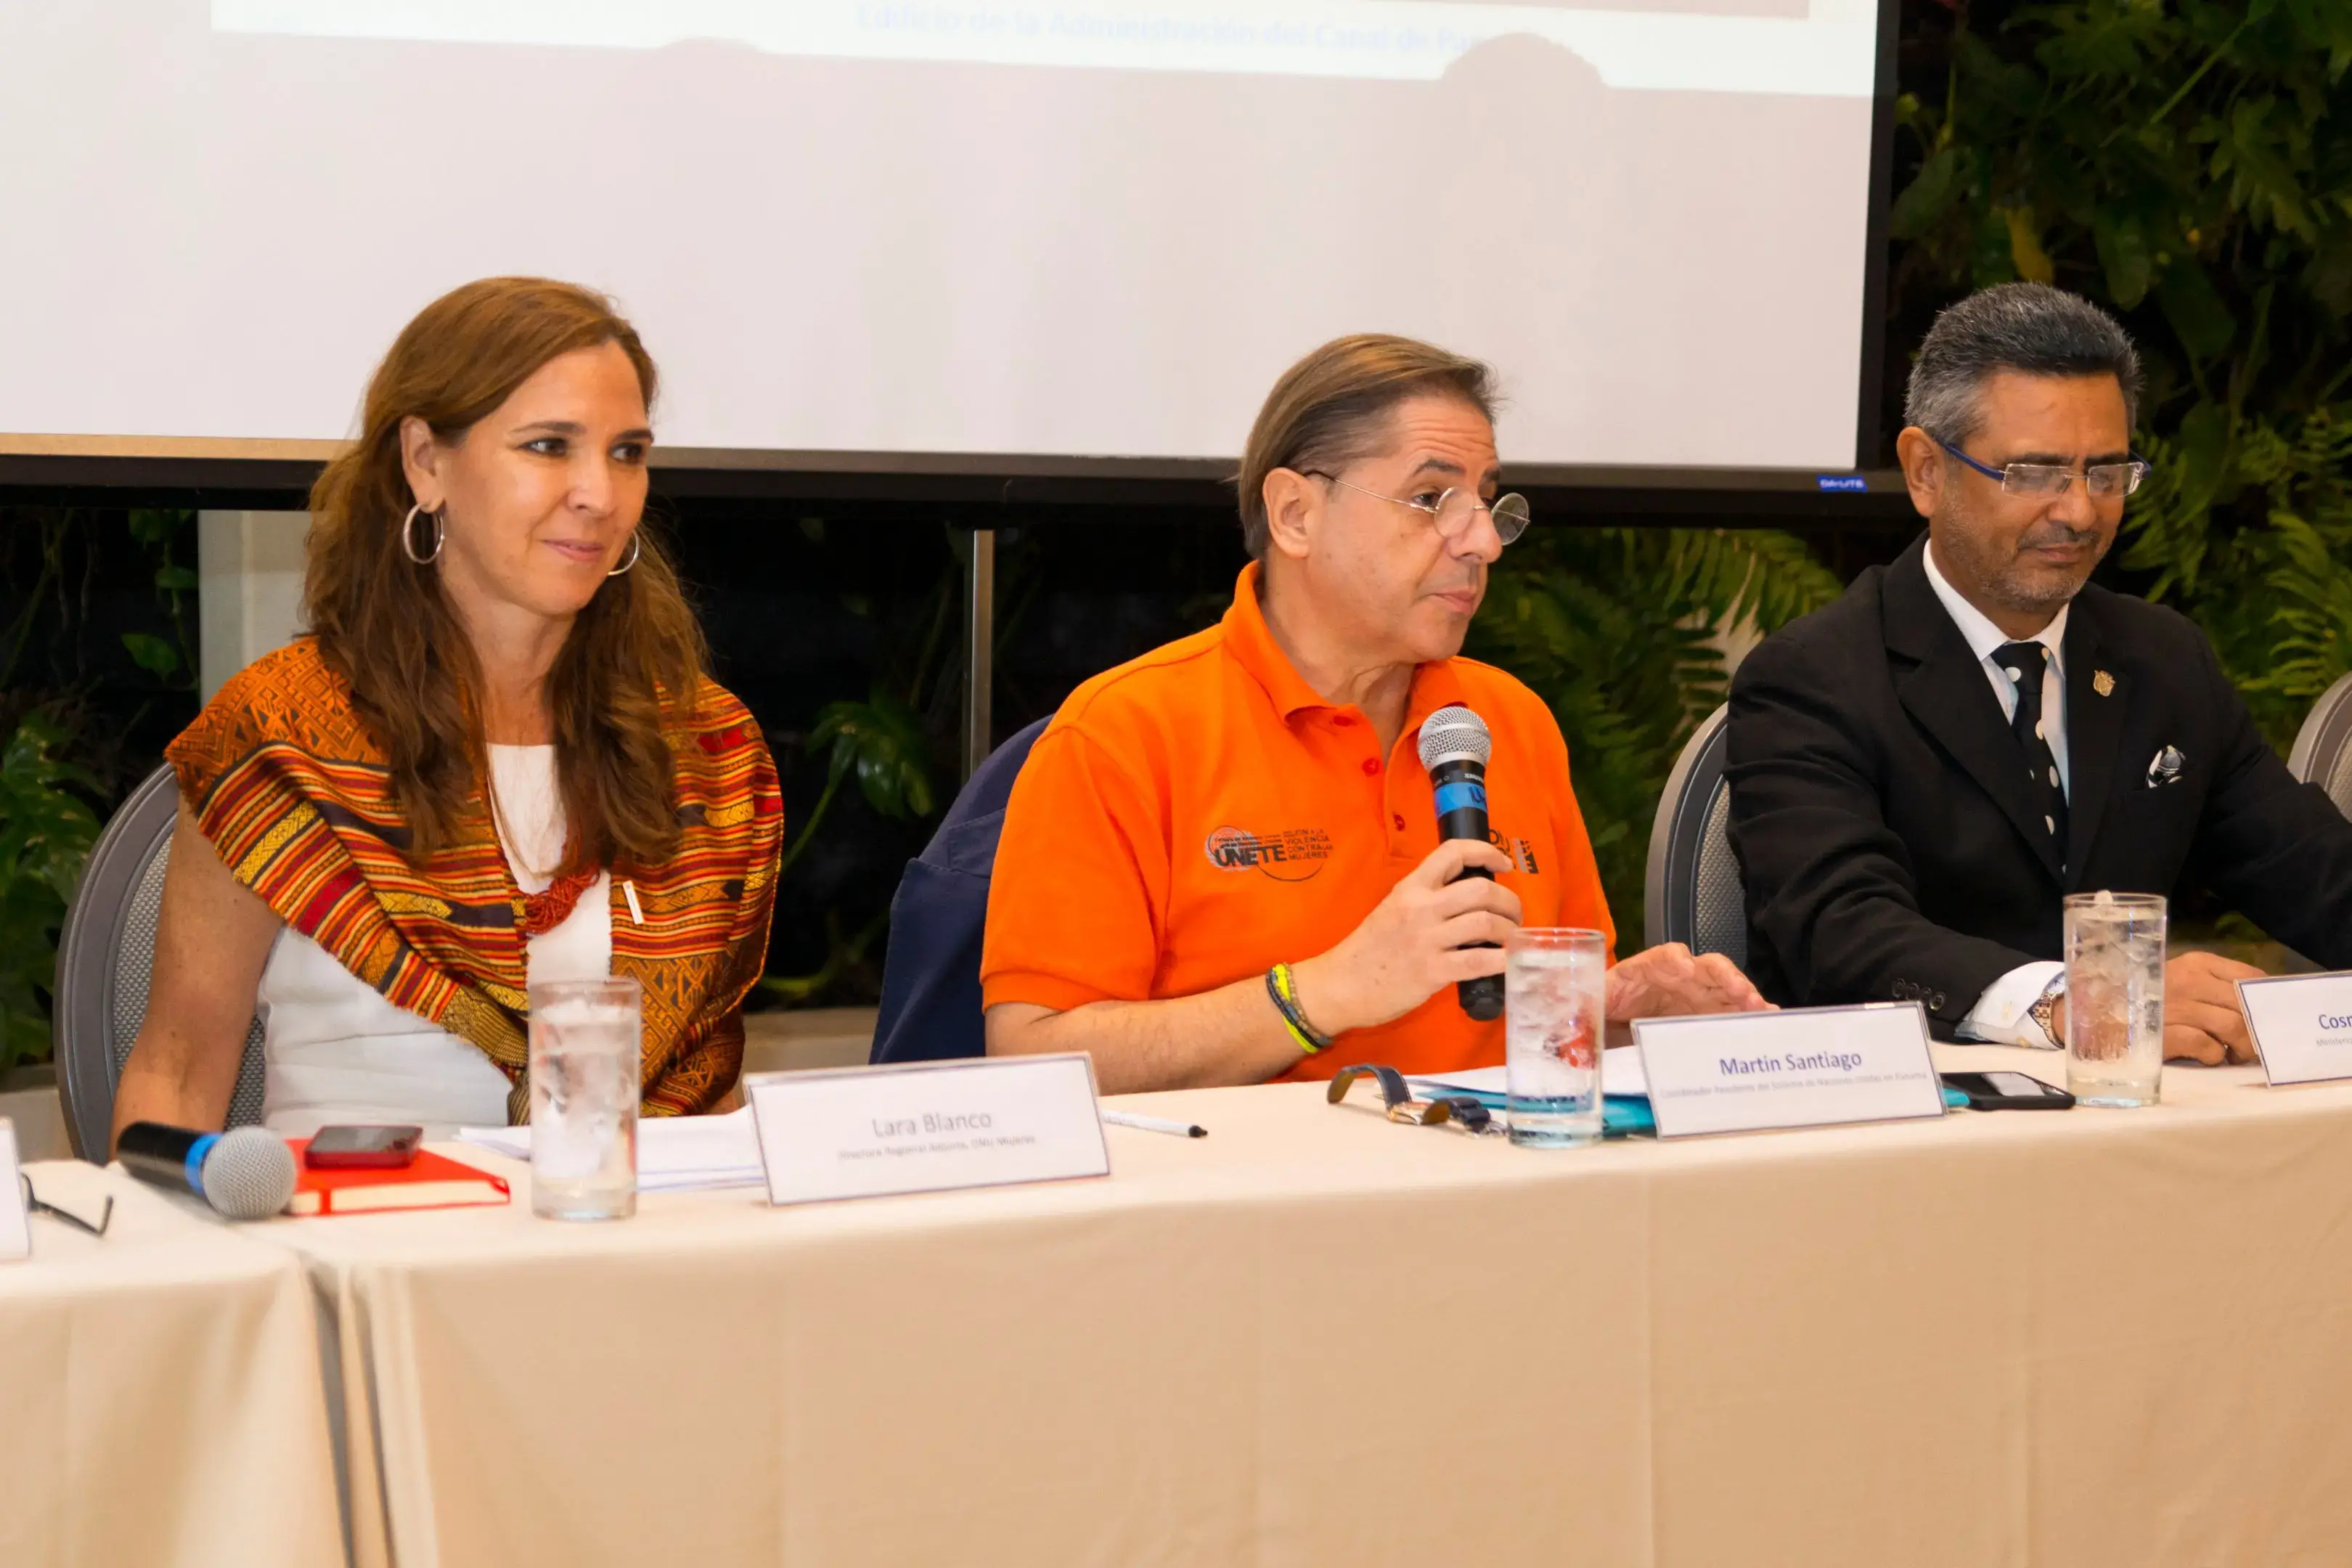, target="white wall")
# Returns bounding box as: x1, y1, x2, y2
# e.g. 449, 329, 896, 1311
197, 511, 309, 699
